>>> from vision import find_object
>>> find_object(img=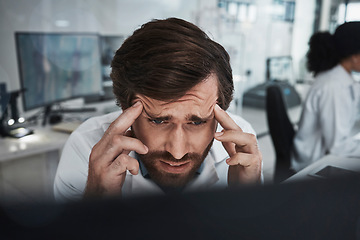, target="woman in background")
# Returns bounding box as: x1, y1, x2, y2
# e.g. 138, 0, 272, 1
291, 21, 360, 172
